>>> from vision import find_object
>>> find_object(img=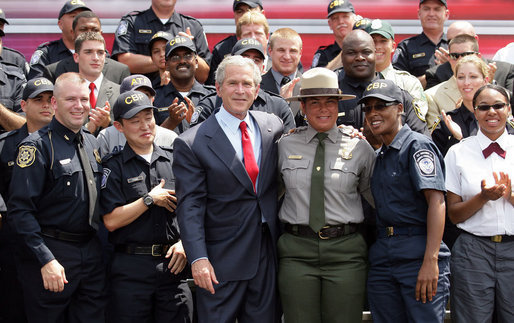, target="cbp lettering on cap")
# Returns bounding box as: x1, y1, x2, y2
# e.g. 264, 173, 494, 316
113, 90, 155, 121
22, 77, 55, 101
358, 79, 404, 105
165, 36, 197, 59
327, 0, 355, 18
